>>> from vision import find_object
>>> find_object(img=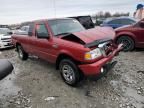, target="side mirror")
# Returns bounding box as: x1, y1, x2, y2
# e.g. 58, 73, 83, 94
8, 32, 13, 35
139, 21, 144, 28
0, 60, 13, 80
